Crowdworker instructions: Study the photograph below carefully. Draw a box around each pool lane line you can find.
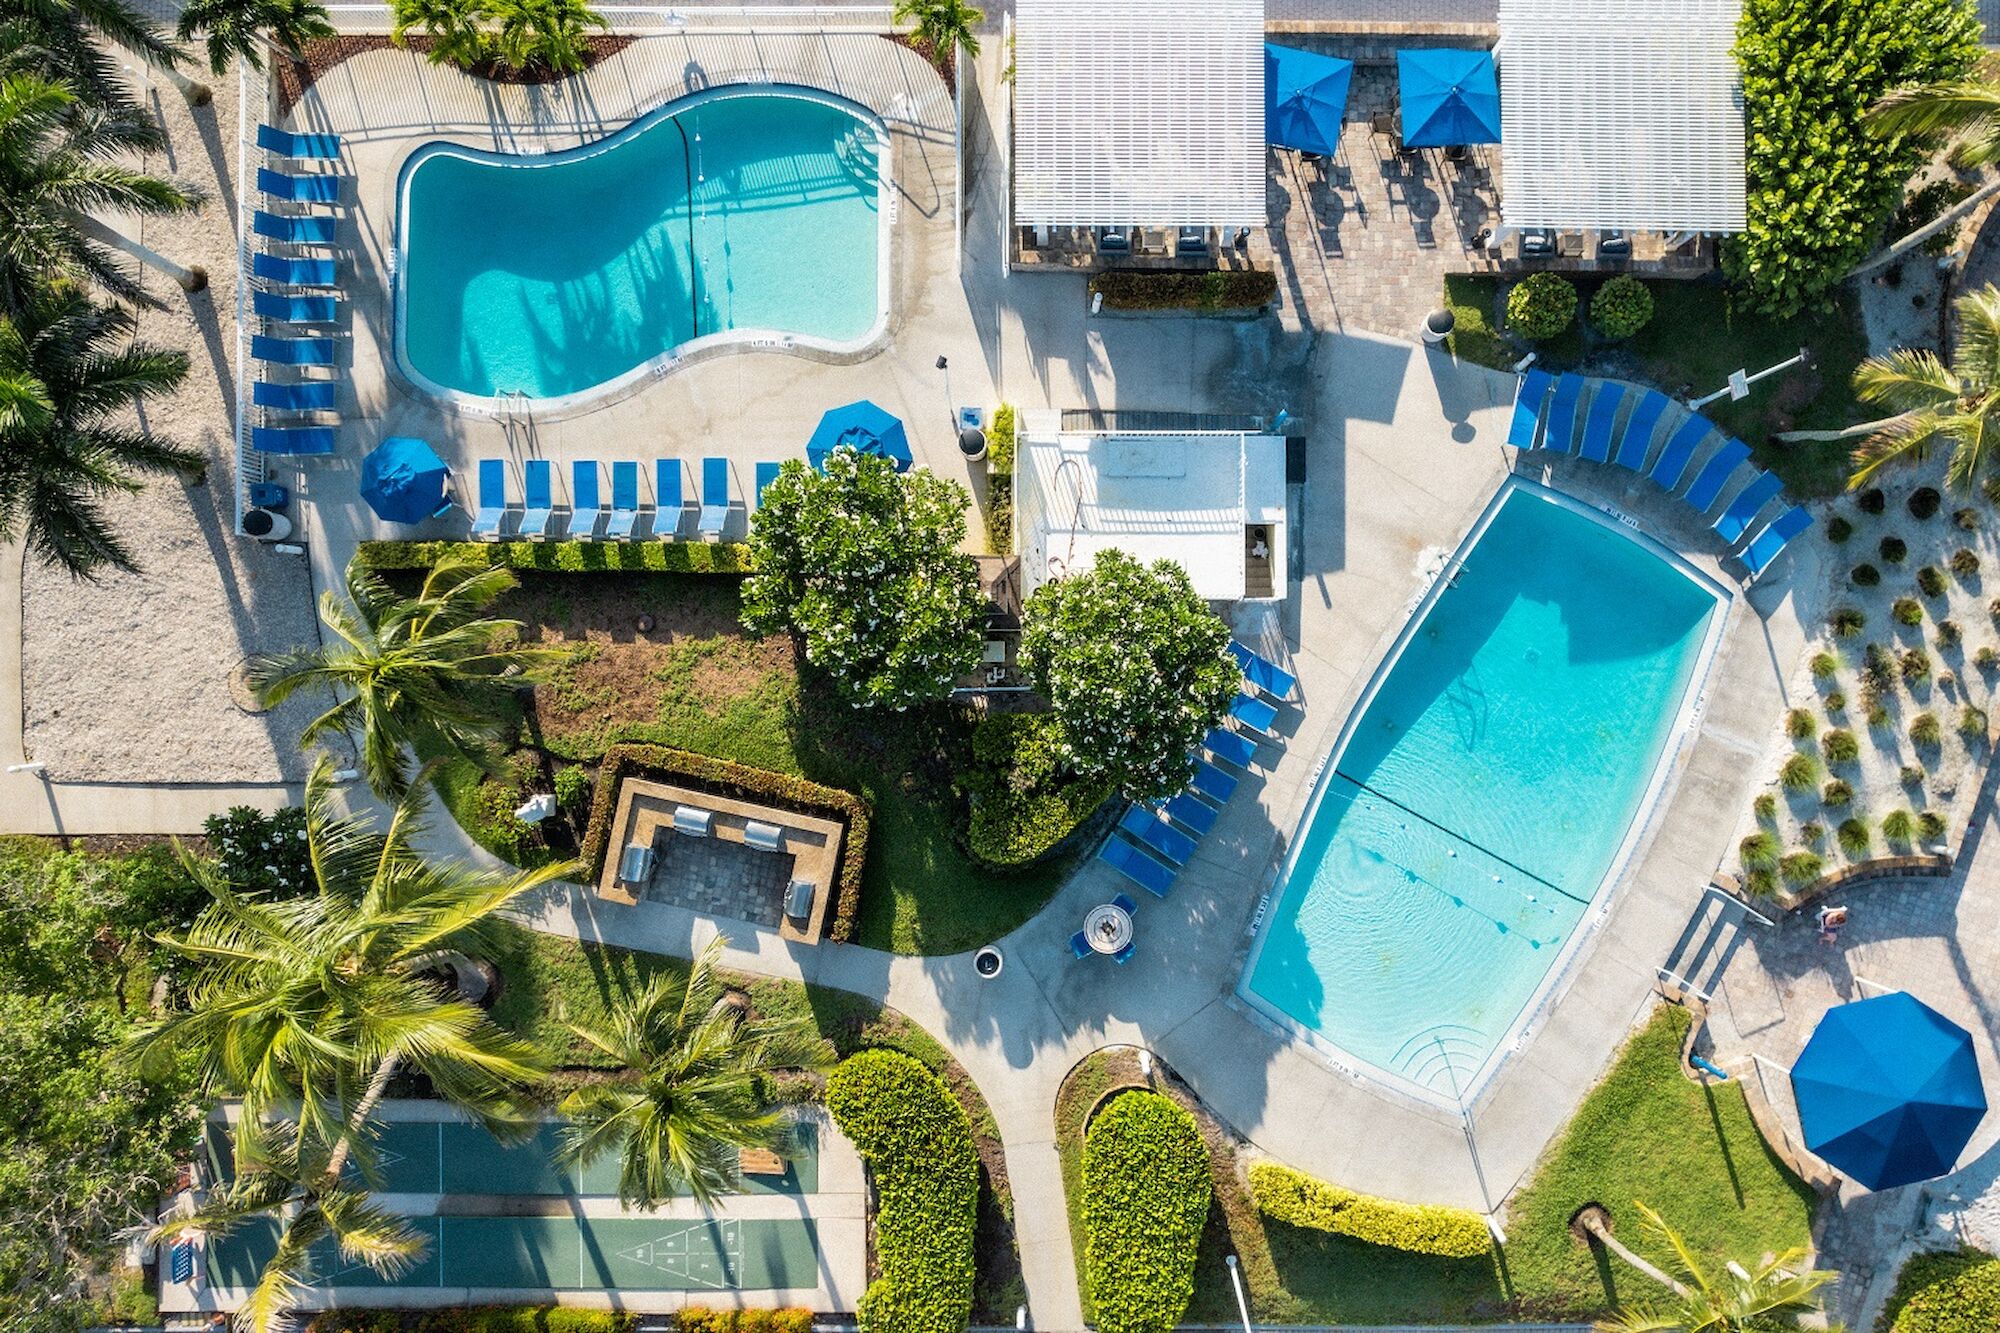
[1332,769,1593,909]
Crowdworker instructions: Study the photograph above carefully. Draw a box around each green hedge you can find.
[359,539,754,573]
[1082,1090,1211,1333]
[985,403,1016,553]
[961,713,1110,865]
[1248,1161,1492,1259]
[1880,1250,2000,1333]
[580,743,870,942]
[306,1309,637,1333]
[674,1309,814,1333]
[1089,269,1278,312]
[825,1049,978,1333]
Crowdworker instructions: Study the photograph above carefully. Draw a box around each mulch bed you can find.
[890,33,956,95]
[276,34,636,111]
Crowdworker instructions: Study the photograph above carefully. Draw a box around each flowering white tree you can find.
[1020,549,1237,800]
[742,451,985,709]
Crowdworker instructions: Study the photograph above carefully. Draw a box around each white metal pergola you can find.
[1496,0,1747,234]
[1012,0,1265,230]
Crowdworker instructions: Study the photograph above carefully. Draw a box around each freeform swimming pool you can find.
[396,88,886,404]
[1242,481,1727,1102]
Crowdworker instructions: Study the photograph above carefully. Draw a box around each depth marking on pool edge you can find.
[1334,769,1591,908]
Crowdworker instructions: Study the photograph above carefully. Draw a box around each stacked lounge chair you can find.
[1506,368,1554,450]
[250,125,347,477]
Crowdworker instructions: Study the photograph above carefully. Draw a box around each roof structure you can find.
[1496,0,1747,233]
[1012,0,1265,229]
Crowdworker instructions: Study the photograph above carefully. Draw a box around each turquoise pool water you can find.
[398,91,883,401]
[1244,483,1723,1098]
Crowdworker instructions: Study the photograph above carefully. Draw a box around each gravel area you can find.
[20,66,325,783]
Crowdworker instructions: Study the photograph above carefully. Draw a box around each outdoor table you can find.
[1084,902,1133,955]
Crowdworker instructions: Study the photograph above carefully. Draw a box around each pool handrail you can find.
[1683,438,1752,512]
[655,459,684,538]
[568,461,602,538]
[1541,373,1587,453]
[1578,380,1626,463]
[521,459,554,537]
[1648,414,1713,490]
[607,460,640,539]
[1613,389,1672,472]
[472,459,508,538]
[1506,368,1554,449]
[698,457,730,538]
[1742,505,1812,582]
[1711,470,1784,545]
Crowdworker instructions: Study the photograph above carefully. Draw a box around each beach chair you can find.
[250,425,334,455]
[1541,374,1586,453]
[1229,690,1278,735]
[1112,940,1136,965]
[471,459,508,538]
[1189,755,1239,805]
[654,459,684,538]
[698,457,729,538]
[257,124,342,159]
[253,253,337,287]
[567,461,602,538]
[1098,836,1177,899]
[1683,439,1751,512]
[252,210,337,246]
[1578,381,1626,464]
[1711,471,1784,545]
[1111,892,1137,915]
[1506,368,1553,450]
[1228,639,1297,701]
[253,381,338,411]
[1070,931,1093,960]
[1204,726,1259,770]
[1613,389,1672,472]
[250,335,336,366]
[1154,791,1219,838]
[754,461,780,509]
[1742,505,1811,583]
[252,291,341,324]
[1119,805,1197,865]
[257,167,343,205]
[521,459,554,538]
[607,461,640,539]
[1648,415,1713,491]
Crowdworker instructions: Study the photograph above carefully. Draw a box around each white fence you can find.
[1264,0,1498,21]
[321,3,898,33]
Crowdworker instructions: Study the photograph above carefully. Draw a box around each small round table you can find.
[1084,903,1134,955]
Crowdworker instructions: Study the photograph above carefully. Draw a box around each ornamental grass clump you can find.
[1919,810,1948,841]
[1910,487,1943,520]
[1853,564,1882,587]
[1902,764,1926,788]
[1903,648,1933,682]
[1780,850,1824,888]
[1959,706,1988,742]
[1082,1092,1210,1333]
[1740,830,1779,872]
[1781,752,1821,792]
[1825,691,1847,717]
[1956,507,1982,531]
[1952,548,1981,577]
[1937,620,1962,647]
[1859,488,1887,515]
[1837,818,1870,857]
[1800,820,1825,846]
[1911,712,1943,747]
[1811,651,1839,680]
[1828,515,1854,543]
[1882,536,1909,564]
[1918,566,1947,597]
[1831,607,1866,637]
[1506,272,1578,340]
[1978,647,1999,671]
[1895,597,1925,626]
[1822,778,1853,808]
[1821,729,1860,764]
[1753,792,1778,822]
[1588,275,1653,339]
[1786,708,1816,740]
[1884,808,1916,844]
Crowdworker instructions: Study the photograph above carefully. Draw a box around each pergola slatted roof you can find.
[1497,0,1747,233]
[1013,0,1265,228]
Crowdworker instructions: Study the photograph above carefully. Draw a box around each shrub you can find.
[1863,642,1897,690]
[360,539,753,574]
[1918,566,1947,597]
[1978,647,1999,671]
[1820,729,1858,764]
[202,804,312,900]
[826,1050,977,1333]
[1779,850,1824,888]
[552,764,591,820]
[1884,808,1916,844]
[1780,752,1820,792]
[1739,830,1779,872]
[1753,792,1778,822]
[1956,507,1981,531]
[1904,648,1933,682]
[1881,1248,2000,1333]
[963,713,1113,865]
[1952,548,1981,578]
[1799,820,1825,846]
[1881,536,1909,564]
[1745,867,1778,898]
[1785,708,1816,739]
[1090,269,1279,311]
[1902,764,1926,788]
[1083,1091,1211,1333]
[1825,691,1847,716]
[1853,564,1881,587]
[1868,697,1891,727]
[1860,488,1887,515]
[1837,818,1870,856]
[1911,712,1943,747]
[1920,810,1948,841]
[1827,515,1854,543]
[1911,487,1943,520]
[1895,597,1925,626]
[1505,272,1578,340]
[1588,275,1654,338]
[307,1311,639,1333]
[1960,706,1988,742]
[1831,607,1866,637]
[674,1313,812,1333]
[1822,778,1852,808]
[985,402,1016,551]
[1938,620,1963,647]
[1811,651,1839,680]
[1248,1161,1490,1259]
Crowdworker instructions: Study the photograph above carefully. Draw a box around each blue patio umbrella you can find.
[359,436,450,524]
[1396,47,1502,148]
[1265,43,1354,157]
[807,399,911,473]
[1789,991,1986,1191]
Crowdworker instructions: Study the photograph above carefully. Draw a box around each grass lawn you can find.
[433,572,1078,954]
[1445,275,1869,498]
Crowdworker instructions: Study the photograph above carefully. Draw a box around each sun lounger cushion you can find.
[1578,381,1626,464]
[1711,470,1785,544]
[472,458,507,537]
[250,425,334,455]
[1098,836,1177,899]
[258,124,342,158]
[250,335,336,366]
[1189,756,1239,804]
[1683,439,1752,512]
[754,461,780,508]
[605,461,640,539]
[252,291,341,324]
[698,457,729,537]
[257,167,343,204]
[1228,639,1297,701]
[1743,505,1811,581]
[567,462,600,538]
[1118,805,1197,865]
[1204,726,1259,769]
[1613,389,1672,472]
[1506,368,1553,450]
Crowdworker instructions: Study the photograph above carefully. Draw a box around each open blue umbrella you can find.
[1397,48,1502,148]
[807,400,911,473]
[1265,43,1354,157]
[1790,991,1986,1190]
[359,436,450,524]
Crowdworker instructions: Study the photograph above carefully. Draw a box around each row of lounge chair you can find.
[1096,639,1299,900]
[247,125,349,459]
[471,457,782,541]
[1507,369,1811,583]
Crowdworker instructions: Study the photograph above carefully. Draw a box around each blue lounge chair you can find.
[257,167,343,204]
[568,461,602,538]
[1190,756,1239,805]
[655,459,684,538]
[1154,791,1218,837]
[1098,837,1177,899]
[1648,415,1712,490]
[250,425,334,455]
[1119,805,1197,865]
[698,457,729,538]
[257,124,342,159]
[1229,690,1278,735]
[1111,892,1138,915]
[754,461,780,509]
[607,461,640,539]
[1711,471,1784,545]
[253,381,337,411]
[1205,726,1258,769]
[471,459,508,538]
[1613,389,1672,472]
[1541,374,1586,453]
[250,335,335,366]
[252,210,337,245]
[521,459,554,537]
[1112,940,1136,965]
[1506,368,1554,449]
[1742,505,1811,582]
[1578,381,1626,464]
[253,253,337,287]
[1683,439,1751,512]
[1070,930,1092,960]
[1228,639,1297,701]
[252,291,341,324]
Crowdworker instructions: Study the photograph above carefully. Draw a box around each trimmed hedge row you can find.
[1882,1249,2000,1333]
[984,402,1016,553]
[1081,1090,1211,1333]
[675,1310,814,1333]
[306,1309,636,1333]
[1248,1161,1491,1259]
[1089,269,1278,312]
[358,539,755,574]
[825,1049,978,1333]
[580,743,870,942]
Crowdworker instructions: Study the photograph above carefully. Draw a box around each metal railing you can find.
[1265,0,1497,21]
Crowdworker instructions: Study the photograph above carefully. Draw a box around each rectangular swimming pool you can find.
[1242,481,1727,1101]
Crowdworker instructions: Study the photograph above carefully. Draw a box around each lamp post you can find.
[1225,1254,1254,1333]
[936,354,955,430]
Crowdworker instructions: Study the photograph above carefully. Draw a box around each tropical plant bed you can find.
[1877,1247,2000,1332]
[276,34,637,109]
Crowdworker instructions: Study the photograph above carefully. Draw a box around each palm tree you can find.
[247,554,564,800]
[0,72,205,307]
[0,0,195,108]
[0,282,202,579]
[178,0,336,75]
[559,937,831,1208]
[1849,80,2000,279]
[490,0,605,77]
[1582,1203,1834,1333]
[392,0,493,71]
[893,0,982,59]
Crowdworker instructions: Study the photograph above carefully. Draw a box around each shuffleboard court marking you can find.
[614,1220,743,1289]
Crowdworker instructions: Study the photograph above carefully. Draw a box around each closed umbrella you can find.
[1396,47,1502,148]
[806,400,911,473]
[1265,43,1354,157]
[359,437,451,524]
